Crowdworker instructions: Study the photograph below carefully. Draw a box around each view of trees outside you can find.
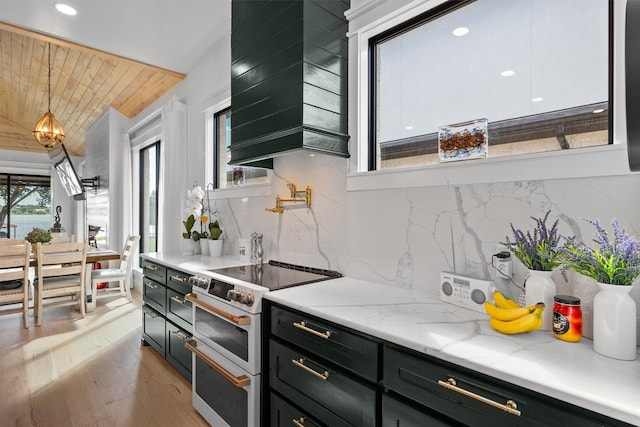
[0,175,51,239]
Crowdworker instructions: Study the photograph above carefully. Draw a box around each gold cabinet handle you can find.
[171,330,189,341]
[293,321,331,339]
[144,264,158,271]
[185,293,251,326]
[292,417,305,427]
[170,295,185,304]
[170,274,188,283]
[438,378,521,416]
[291,358,329,381]
[144,309,158,319]
[144,281,158,289]
[185,339,250,388]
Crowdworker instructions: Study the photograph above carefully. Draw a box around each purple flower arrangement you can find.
[504,210,563,271]
[561,218,640,286]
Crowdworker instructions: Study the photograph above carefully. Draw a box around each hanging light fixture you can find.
[33,42,65,149]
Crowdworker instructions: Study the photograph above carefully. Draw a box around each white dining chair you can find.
[0,240,31,328]
[90,235,139,303]
[34,241,88,326]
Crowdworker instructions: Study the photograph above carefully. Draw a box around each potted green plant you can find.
[182,214,196,255]
[560,218,639,360]
[25,227,52,244]
[503,210,563,331]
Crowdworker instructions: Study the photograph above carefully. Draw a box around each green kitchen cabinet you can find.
[230,0,350,167]
[264,300,634,427]
[266,302,380,426]
[141,259,193,382]
[384,344,633,427]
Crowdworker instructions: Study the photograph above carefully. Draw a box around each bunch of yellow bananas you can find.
[484,292,545,335]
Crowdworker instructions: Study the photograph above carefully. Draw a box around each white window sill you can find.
[208,183,272,199]
[347,144,632,192]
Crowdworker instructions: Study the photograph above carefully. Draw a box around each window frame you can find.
[138,140,160,255]
[0,173,51,239]
[204,97,272,201]
[349,0,629,191]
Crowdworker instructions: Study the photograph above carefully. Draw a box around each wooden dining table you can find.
[30,248,121,312]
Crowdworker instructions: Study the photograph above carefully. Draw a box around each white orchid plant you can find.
[183,184,205,240]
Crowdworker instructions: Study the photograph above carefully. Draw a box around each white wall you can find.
[123,0,639,341]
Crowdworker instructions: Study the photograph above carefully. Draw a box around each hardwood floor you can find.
[0,291,209,427]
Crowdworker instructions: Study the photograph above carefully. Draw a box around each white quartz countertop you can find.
[265,277,640,425]
[140,252,248,275]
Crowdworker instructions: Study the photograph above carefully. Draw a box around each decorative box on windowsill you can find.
[438,118,488,162]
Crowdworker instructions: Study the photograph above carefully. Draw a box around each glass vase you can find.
[525,270,556,331]
[593,282,637,361]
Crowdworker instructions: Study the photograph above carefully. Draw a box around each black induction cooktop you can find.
[207,260,342,291]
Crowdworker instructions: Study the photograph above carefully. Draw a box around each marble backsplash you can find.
[211,151,639,341]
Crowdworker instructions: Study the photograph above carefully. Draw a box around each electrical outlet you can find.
[494,250,512,278]
[496,259,511,278]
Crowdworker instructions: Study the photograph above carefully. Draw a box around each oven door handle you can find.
[185,339,251,388]
[185,293,251,326]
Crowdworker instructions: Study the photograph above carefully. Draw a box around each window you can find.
[214,107,269,189]
[139,141,160,253]
[0,174,51,239]
[369,0,611,171]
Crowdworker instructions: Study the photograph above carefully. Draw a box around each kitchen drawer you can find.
[271,305,380,381]
[270,339,376,427]
[142,305,165,357]
[270,393,329,427]
[384,345,631,427]
[142,259,166,284]
[166,288,192,331]
[166,321,192,382]
[167,268,191,294]
[143,276,166,314]
[382,393,457,427]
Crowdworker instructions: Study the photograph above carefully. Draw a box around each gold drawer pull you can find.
[293,321,331,339]
[144,281,158,289]
[171,295,185,304]
[171,330,189,341]
[144,310,158,319]
[145,264,158,271]
[438,378,521,416]
[171,274,188,283]
[185,339,250,388]
[291,358,329,381]
[292,417,305,427]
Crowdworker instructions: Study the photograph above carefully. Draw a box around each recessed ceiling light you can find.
[500,70,515,77]
[593,108,605,114]
[309,153,316,157]
[55,3,77,16]
[531,97,544,102]
[405,126,414,130]
[452,27,469,37]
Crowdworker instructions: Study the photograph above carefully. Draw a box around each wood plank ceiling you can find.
[0,22,185,157]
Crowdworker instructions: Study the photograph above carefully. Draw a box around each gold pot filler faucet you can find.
[266,183,312,213]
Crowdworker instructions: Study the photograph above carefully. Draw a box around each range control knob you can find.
[227,289,239,301]
[245,293,255,306]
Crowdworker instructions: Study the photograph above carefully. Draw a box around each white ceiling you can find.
[0,0,230,74]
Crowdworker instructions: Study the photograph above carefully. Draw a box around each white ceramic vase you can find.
[525,270,556,331]
[181,238,194,256]
[208,239,223,258]
[200,239,210,256]
[593,282,637,361]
